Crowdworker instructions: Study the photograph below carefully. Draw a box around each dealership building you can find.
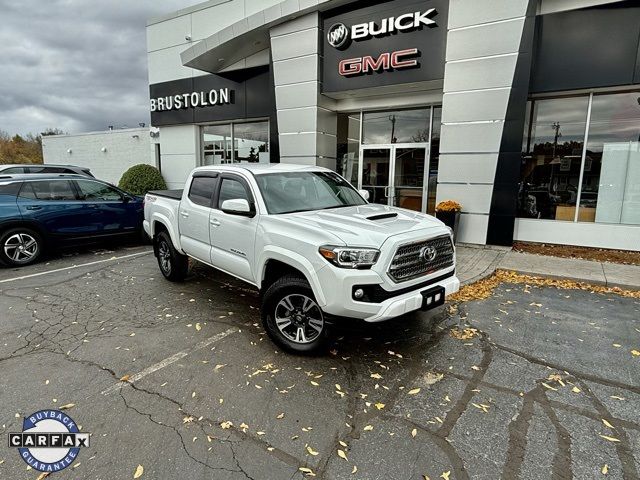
[147,0,640,251]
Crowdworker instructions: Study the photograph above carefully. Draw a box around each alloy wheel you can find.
[158,240,172,275]
[4,233,38,264]
[274,294,324,344]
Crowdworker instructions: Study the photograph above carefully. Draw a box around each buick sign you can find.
[327,23,350,48]
[326,8,437,49]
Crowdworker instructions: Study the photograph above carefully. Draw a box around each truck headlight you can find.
[319,246,380,269]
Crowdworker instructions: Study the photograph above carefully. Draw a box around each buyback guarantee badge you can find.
[8,410,90,473]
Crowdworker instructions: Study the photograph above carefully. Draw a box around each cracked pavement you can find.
[0,245,639,479]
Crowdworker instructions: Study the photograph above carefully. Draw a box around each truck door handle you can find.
[210,218,221,227]
[180,211,189,218]
[26,205,42,211]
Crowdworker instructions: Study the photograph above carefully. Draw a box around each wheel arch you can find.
[0,220,48,245]
[258,248,327,307]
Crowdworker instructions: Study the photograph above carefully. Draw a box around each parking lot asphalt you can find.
[1,246,639,480]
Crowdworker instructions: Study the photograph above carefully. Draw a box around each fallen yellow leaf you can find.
[631,350,640,357]
[602,419,614,429]
[306,446,319,456]
[408,388,421,395]
[599,435,620,443]
[572,387,581,393]
[352,466,358,474]
[310,381,319,387]
[542,383,557,391]
[298,467,316,476]
[195,323,201,331]
[59,403,75,410]
[441,471,451,480]
[374,403,385,410]
[411,428,417,438]
[602,464,609,475]
[363,425,374,431]
[337,449,348,461]
[36,473,49,480]
[220,421,232,429]
[133,464,144,479]
[370,373,383,379]
[276,413,285,419]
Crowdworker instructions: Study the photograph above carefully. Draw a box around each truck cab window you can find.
[189,176,217,207]
[218,178,250,207]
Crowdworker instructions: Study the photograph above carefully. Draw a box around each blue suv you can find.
[0,174,144,266]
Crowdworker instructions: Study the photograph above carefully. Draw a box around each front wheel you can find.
[0,228,44,267]
[261,275,328,354]
[155,231,189,281]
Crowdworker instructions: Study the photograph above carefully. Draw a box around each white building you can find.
[42,128,159,185]
[146,0,640,251]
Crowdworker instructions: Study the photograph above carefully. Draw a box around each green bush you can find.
[118,164,167,195]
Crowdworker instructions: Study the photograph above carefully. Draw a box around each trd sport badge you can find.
[8,410,90,473]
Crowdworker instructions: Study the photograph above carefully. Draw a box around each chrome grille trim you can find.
[388,235,454,283]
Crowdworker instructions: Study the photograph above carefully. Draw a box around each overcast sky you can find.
[0,0,197,136]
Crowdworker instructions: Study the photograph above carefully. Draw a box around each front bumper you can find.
[316,264,459,323]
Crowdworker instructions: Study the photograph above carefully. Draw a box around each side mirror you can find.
[221,198,254,217]
[122,196,132,203]
[359,189,370,202]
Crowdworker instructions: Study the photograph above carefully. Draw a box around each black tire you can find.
[155,231,189,281]
[0,227,44,267]
[261,274,328,354]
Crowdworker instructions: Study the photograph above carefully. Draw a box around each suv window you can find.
[189,177,217,207]
[0,182,22,196]
[218,178,250,208]
[2,167,26,174]
[75,180,123,201]
[19,180,77,201]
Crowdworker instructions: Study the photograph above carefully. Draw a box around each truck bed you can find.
[148,189,183,200]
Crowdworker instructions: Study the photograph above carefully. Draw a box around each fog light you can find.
[354,288,364,299]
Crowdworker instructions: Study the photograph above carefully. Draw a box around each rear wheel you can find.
[155,231,189,281]
[0,228,43,267]
[262,275,328,354]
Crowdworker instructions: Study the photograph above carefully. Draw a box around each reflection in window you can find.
[203,124,232,165]
[363,109,430,144]
[519,96,589,221]
[427,106,441,215]
[234,122,269,163]
[519,91,640,225]
[585,92,640,225]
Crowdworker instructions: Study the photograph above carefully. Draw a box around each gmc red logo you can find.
[338,48,419,76]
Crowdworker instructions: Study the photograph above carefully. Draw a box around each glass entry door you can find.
[361,144,429,212]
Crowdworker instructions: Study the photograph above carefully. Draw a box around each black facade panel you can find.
[530,1,640,93]
[486,0,537,247]
[321,0,448,94]
[149,66,275,128]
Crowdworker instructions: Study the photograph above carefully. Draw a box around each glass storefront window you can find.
[336,113,361,186]
[203,124,232,165]
[362,109,430,144]
[519,96,589,221]
[201,120,269,165]
[519,90,640,225]
[584,92,640,225]
[427,106,441,215]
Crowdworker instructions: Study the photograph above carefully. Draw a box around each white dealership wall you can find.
[147,0,639,250]
[42,128,156,185]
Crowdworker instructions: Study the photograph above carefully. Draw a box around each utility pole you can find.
[552,122,561,158]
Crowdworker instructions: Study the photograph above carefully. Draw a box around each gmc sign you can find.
[338,48,419,76]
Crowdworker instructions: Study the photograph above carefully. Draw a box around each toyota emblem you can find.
[420,246,437,262]
[327,23,350,49]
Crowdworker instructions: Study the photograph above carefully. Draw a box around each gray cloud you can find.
[0,0,196,135]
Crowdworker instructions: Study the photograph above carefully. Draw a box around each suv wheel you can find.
[155,231,189,281]
[262,275,328,354]
[0,228,43,267]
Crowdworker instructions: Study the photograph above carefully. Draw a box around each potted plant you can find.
[435,200,462,242]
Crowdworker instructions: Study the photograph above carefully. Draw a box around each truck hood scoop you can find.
[366,212,398,221]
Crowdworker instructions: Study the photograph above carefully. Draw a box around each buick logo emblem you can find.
[327,23,350,48]
[420,246,437,263]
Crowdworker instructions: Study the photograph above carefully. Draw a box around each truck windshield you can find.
[255,171,367,214]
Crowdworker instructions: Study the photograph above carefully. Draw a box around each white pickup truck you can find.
[143,164,459,353]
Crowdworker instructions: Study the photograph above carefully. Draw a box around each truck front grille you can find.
[388,235,454,283]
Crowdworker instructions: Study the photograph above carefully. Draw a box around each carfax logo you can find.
[8,410,90,473]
